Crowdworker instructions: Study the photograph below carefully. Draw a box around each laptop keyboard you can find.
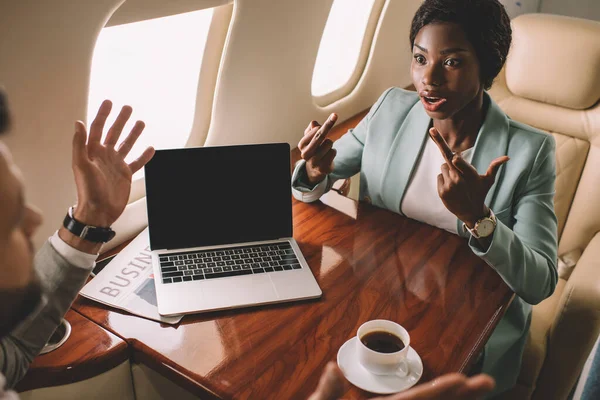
[158,241,302,284]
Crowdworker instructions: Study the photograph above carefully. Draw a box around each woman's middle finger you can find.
[302,114,337,159]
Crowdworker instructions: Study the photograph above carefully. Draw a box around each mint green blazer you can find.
[293,88,558,395]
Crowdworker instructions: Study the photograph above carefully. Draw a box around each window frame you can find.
[311,0,386,106]
[90,3,234,204]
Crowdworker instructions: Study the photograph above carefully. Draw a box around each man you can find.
[309,363,495,400]
[0,90,494,399]
[0,90,154,397]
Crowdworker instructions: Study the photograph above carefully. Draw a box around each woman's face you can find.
[411,22,483,120]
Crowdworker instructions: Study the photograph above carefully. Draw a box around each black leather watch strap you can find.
[62,207,116,243]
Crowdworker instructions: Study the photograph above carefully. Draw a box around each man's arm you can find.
[0,241,93,387]
[0,100,155,388]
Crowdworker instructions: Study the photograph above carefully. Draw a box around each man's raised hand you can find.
[71,100,155,228]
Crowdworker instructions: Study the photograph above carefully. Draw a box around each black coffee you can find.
[360,330,405,353]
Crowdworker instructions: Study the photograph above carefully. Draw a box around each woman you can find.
[294,0,558,397]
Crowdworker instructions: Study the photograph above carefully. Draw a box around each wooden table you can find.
[73,191,513,399]
[16,309,129,392]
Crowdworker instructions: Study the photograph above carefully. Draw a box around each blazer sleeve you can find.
[291,88,395,202]
[470,136,558,305]
[0,241,91,388]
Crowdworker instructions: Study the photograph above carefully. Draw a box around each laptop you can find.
[144,143,322,316]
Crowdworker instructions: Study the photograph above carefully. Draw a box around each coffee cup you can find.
[356,319,410,377]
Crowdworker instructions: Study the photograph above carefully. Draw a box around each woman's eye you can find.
[444,58,460,67]
[414,55,426,65]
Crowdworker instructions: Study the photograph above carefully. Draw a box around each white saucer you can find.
[337,337,423,395]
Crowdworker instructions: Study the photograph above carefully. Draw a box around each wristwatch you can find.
[62,207,116,243]
[463,209,497,239]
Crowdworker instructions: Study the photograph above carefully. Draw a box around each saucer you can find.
[337,337,423,395]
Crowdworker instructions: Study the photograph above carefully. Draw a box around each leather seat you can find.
[488,13,600,400]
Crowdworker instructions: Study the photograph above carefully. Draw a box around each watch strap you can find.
[463,209,496,239]
[63,207,116,243]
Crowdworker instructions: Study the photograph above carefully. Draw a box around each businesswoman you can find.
[294,0,558,397]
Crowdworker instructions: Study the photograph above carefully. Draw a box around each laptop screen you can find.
[144,143,293,250]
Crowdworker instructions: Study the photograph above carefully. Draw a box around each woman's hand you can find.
[429,128,508,228]
[59,100,155,254]
[298,113,338,186]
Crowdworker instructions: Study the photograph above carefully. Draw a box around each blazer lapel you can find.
[456,94,510,235]
[380,101,431,213]
[373,92,510,233]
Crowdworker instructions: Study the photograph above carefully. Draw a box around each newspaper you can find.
[80,228,183,324]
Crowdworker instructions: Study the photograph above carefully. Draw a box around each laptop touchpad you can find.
[200,274,279,309]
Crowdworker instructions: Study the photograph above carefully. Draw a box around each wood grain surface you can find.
[74,193,512,399]
[71,102,512,399]
[15,309,129,392]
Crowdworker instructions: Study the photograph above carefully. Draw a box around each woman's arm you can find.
[430,126,558,305]
[292,88,395,202]
[469,136,558,305]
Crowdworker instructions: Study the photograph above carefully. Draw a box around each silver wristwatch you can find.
[464,209,497,239]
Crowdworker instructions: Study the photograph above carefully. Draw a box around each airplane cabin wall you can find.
[0,0,125,249]
[106,0,231,26]
[6,0,592,249]
[0,0,421,249]
[204,0,421,146]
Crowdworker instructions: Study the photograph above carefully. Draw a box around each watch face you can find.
[477,219,495,238]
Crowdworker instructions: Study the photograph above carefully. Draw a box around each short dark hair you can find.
[409,0,512,90]
[0,89,9,134]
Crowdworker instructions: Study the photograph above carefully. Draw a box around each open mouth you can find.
[423,96,445,105]
[420,95,447,112]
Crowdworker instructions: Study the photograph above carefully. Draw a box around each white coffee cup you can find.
[356,320,411,377]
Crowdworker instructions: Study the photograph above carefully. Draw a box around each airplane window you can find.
[311,0,378,99]
[88,9,214,178]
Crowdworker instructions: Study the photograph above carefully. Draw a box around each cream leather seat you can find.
[489,13,600,400]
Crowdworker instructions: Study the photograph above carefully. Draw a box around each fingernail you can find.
[330,113,338,122]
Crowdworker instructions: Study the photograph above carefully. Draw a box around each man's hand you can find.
[309,362,495,400]
[429,127,509,228]
[298,113,338,186]
[59,100,155,253]
[308,362,346,400]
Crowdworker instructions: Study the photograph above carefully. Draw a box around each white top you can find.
[291,139,474,235]
[401,139,473,234]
